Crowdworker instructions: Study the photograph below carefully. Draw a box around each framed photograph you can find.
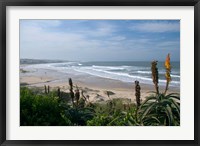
[0,0,199,145]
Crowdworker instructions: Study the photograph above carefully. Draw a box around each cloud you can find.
[20,20,62,28]
[75,22,117,37]
[157,41,180,48]
[109,36,126,41]
[130,21,180,33]
[20,21,116,60]
[20,20,180,61]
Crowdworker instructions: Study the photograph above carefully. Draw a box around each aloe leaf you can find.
[143,114,160,123]
[160,99,173,106]
[170,99,180,115]
[166,93,180,100]
[139,96,157,109]
[164,106,174,126]
[141,102,157,120]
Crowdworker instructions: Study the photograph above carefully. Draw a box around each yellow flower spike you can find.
[165,72,171,81]
[165,54,171,70]
[164,53,172,95]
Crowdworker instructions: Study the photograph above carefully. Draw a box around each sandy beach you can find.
[20,64,180,103]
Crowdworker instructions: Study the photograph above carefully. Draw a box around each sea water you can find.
[27,61,180,87]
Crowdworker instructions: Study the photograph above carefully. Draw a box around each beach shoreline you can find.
[20,64,180,103]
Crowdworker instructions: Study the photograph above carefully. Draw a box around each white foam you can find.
[24,62,180,87]
[92,65,125,70]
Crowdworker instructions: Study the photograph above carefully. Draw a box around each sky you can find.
[20,20,180,61]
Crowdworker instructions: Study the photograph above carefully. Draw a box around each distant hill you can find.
[20,59,66,64]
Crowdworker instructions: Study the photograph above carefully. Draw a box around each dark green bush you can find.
[20,87,95,126]
[20,87,67,126]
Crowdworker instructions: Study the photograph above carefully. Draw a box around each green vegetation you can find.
[137,54,180,126]
[20,54,180,126]
[138,92,180,126]
[20,87,66,126]
[20,87,137,126]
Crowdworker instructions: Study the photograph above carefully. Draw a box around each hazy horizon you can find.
[20,20,180,62]
[20,58,180,62]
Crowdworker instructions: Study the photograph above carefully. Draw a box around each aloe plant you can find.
[138,92,180,126]
[138,54,180,126]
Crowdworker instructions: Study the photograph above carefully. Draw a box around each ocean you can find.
[27,61,180,87]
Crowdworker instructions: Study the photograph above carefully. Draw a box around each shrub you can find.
[20,87,94,126]
[20,87,67,126]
